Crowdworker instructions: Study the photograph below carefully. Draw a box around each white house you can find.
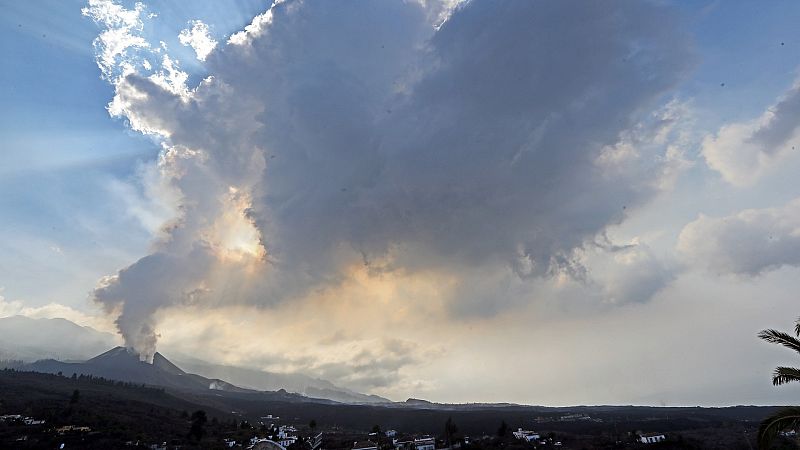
[639,433,666,444]
[414,436,435,450]
[276,425,298,447]
[512,428,540,442]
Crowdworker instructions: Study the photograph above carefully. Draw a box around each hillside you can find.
[173,357,391,404]
[0,369,238,448]
[23,346,249,393]
[0,316,387,404]
[0,370,786,449]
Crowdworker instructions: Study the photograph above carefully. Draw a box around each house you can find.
[414,436,435,450]
[385,430,397,438]
[512,428,540,442]
[639,433,666,444]
[278,436,297,447]
[393,435,415,450]
[276,425,298,447]
[353,440,378,450]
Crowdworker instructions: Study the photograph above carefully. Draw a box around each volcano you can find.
[25,346,248,393]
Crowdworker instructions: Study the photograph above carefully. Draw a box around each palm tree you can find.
[757,317,800,449]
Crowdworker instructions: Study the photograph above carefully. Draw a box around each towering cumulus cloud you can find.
[85,0,691,360]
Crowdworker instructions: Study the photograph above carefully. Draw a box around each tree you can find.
[309,419,317,431]
[189,410,207,441]
[289,438,312,450]
[445,417,458,448]
[497,420,508,438]
[70,389,80,404]
[372,425,384,450]
[757,317,800,449]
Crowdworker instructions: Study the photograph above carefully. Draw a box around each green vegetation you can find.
[444,416,458,447]
[757,317,800,450]
[0,369,237,448]
[497,420,508,437]
[190,410,208,441]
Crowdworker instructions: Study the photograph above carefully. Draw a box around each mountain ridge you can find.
[24,345,252,394]
[0,316,389,404]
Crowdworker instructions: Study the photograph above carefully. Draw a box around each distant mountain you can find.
[24,346,249,393]
[0,315,118,361]
[403,398,435,407]
[172,357,391,404]
[0,315,390,404]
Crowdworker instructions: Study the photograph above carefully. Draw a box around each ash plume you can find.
[85,0,692,357]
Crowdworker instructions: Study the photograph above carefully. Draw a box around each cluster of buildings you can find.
[55,425,92,434]
[511,428,561,447]
[637,432,666,444]
[353,434,437,450]
[247,425,323,450]
[533,413,603,424]
[0,414,45,425]
[512,428,540,443]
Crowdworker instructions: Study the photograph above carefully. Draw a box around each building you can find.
[251,440,287,450]
[277,425,298,448]
[393,436,415,450]
[639,433,666,444]
[414,436,435,450]
[309,432,323,450]
[512,428,540,442]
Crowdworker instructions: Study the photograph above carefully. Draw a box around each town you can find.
[0,391,769,450]
[0,366,785,449]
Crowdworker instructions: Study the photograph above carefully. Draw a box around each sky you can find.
[2,0,800,406]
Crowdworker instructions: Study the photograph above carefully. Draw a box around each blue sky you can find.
[2,0,800,405]
[0,0,267,307]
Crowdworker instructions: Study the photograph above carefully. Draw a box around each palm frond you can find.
[758,329,800,355]
[773,367,800,386]
[758,407,800,450]
[795,317,800,337]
